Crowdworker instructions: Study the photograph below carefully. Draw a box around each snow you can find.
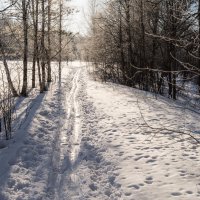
[83,72,200,200]
[0,61,200,199]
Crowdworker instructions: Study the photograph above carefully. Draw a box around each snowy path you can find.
[0,62,200,200]
[46,67,84,200]
[81,73,200,200]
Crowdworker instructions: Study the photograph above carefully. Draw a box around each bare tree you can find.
[40,0,47,92]
[59,0,63,83]
[0,40,18,97]
[21,0,30,96]
[47,0,52,83]
[31,0,39,88]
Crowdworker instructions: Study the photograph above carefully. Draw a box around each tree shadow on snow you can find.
[0,92,46,199]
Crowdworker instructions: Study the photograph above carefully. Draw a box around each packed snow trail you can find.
[66,69,81,164]
[46,66,84,200]
[0,62,200,200]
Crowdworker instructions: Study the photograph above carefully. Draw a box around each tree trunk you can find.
[41,0,47,92]
[140,0,147,90]
[31,0,39,88]
[21,0,28,97]
[118,0,126,84]
[167,0,177,100]
[125,0,134,86]
[0,41,18,97]
[37,59,42,92]
[198,0,200,93]
[47,0,52,83]
[59,0,62,83]
[171,1,177,100]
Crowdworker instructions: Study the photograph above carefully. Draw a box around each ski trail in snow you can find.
[66,69,81,165]
[59,68,84,199]
[46,68,84,200]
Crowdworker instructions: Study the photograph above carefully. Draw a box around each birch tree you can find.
[21,0,29,96]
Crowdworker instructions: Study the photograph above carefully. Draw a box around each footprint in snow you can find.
[89,183,97,191]
[124,192,132,196]
[134,156,143,161]
[146,159,156,163]
[128,184,140,190]
[171,192,182,196]
[108,176,116,185]
[146,176,153,181]
[186,191,193,194]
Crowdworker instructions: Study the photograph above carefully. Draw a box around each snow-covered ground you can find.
[0,61,200,200]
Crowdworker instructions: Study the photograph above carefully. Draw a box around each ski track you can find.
[0,62,200,200]
[45,68,84,200]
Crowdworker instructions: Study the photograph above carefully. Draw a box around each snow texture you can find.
[0,61,200,200]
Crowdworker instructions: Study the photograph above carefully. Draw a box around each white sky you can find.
[0,0,91,35]
[67,0,90,35]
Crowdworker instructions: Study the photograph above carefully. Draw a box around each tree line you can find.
[84,0,200,100]
[0,0,75,97]
[0,0,75,140]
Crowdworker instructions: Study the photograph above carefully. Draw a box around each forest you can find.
[0,1,200,199]
[82,0,200,102]
[1,0,200,140]
[0,0,78,140]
